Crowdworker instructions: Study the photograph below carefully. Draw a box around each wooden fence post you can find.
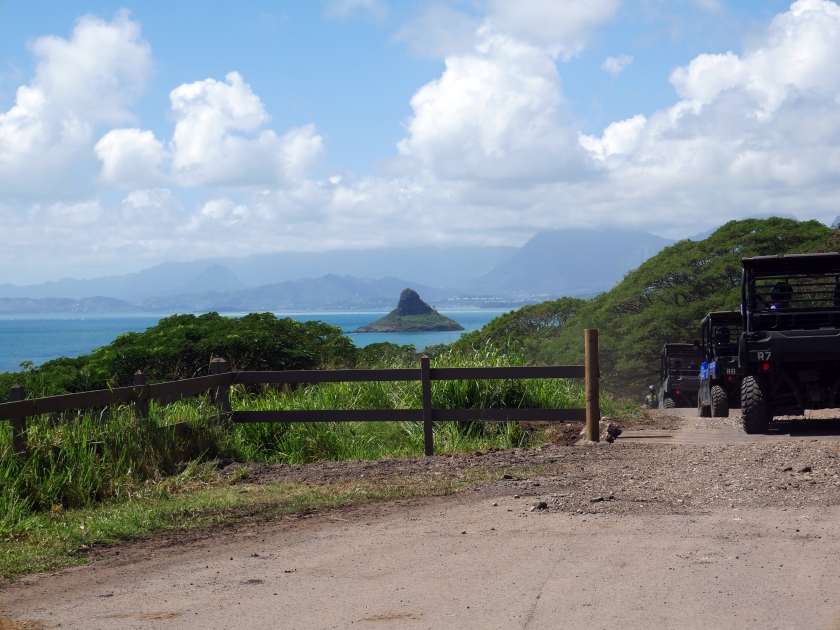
[210,358,231,413]
[584,329,600,442]
[10,384,26,455]
[134,370,149,418]
[421,355,434,456]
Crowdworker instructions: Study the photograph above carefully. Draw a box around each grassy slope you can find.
[536,218,832,394]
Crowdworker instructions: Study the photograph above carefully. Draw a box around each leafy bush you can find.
[0,312,356,401]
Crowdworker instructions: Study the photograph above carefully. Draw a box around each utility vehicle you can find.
[657,343,702,409]
[740,252,840,433]
[696,311,743,418]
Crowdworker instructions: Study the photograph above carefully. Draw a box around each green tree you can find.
[452,296,586,361]
[0,313,357,400]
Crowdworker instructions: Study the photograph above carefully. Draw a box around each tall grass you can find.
[1,345,640,531]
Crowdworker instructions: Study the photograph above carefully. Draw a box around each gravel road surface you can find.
[4,410,840,629]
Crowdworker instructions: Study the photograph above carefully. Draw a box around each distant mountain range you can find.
[137,275,449,312]
[461,228,672,298]
[0,229,676,313]
[0,296,141,314]
[0,247,518,302]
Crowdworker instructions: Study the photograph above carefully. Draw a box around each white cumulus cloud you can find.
[578,114,646,159]
[670,0,840,116]
[602,54,633,76]
[577,0,840,229]
[0,11,151,201]
[46,200,103,225]
[96,72,324,188]
[488,0,620,59]
[95,128,166,188]
[392,4,481,59]
[200,198,248,221]
[397,27,586,182]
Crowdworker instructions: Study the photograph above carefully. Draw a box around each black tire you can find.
[741,376,769,434]
[711,385,729,417]
[663,397,676,409]
[697,391,711,417]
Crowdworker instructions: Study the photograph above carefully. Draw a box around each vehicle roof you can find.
[700,311,741,325]
[742,252,840,275]
[662,343,701,351]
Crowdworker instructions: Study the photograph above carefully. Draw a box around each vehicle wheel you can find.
[663,398,676,409]
[697,393,711,417]
[711,385,729,417]
[741,376,769,434]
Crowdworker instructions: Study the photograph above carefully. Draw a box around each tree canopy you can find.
[0,312,357,401]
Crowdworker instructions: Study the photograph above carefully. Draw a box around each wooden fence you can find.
[0,330,600,456]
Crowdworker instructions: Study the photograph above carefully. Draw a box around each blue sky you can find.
[0,0,793,173]
[0,0,838,282]
[0,1,442,176]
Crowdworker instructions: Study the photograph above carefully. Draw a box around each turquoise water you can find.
[0,310,506,373]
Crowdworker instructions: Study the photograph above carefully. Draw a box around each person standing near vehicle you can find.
[643,385,657,409]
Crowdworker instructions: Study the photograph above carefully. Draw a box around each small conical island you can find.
[354,289,465,333]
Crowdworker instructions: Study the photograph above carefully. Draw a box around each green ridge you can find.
[454,218,834,395]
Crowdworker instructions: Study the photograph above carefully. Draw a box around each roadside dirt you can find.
[4,409,840,628]
[222,410,840,516]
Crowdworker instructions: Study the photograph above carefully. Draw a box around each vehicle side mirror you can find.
[692,339,700,350]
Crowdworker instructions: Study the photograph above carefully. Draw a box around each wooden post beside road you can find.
[10,384,26,455]
[210,358,232,413]
[134,370,149,419]
[421,355,434,456]
[584,329,600,442]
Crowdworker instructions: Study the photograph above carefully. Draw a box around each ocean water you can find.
[0,310,507,373]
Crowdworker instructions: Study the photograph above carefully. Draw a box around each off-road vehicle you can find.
[740,252,840,433]
[696,311,743,418]
[657,343,702,409]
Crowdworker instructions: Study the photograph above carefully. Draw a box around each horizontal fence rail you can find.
[0,330,600,456]
[0,373,231,422]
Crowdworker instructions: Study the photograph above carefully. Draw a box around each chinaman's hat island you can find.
[354,289,465,333]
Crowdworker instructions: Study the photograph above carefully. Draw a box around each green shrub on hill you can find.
[0,313,356,401]
[452,297,586,360]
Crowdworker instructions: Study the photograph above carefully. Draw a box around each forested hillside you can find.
[457,218,834,396]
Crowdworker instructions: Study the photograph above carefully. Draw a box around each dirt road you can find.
[4,411,840,629]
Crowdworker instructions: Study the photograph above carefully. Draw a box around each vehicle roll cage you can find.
[699,311,742,362]
[661,343,702,378]
[741,253,840,332]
